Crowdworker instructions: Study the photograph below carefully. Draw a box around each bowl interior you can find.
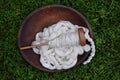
[18,5,92,72]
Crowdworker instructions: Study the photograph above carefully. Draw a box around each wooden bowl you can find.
[18,5,92,72]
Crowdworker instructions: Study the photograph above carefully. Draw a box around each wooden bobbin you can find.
[78,28,86,46]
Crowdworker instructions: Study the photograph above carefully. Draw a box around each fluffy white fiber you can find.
[32,20,95,70]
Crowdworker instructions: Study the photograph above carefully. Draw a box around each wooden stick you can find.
[20,28,86,50]
[20,42,48,50]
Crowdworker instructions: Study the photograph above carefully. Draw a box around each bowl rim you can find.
[18,4,92,72]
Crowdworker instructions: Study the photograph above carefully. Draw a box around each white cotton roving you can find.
[83,44,91,52]
[32,20,95,70]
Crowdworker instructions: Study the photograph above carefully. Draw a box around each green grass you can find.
[0,0,120,80]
